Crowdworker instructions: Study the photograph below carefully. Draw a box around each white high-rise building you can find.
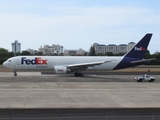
[11,40,21,53]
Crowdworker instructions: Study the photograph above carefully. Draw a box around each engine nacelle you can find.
[54,66,71,74]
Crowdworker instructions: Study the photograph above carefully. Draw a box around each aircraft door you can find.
[16,58,20,65]
[16,58,23,69]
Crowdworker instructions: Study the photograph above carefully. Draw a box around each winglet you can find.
[124,34,152,59]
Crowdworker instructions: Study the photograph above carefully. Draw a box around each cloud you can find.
[1,6,158,31]
[0,5,159,53]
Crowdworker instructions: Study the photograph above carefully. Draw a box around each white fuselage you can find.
[3,56,124,71]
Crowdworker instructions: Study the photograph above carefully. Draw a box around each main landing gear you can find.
[13,70,17,76]
[74,71,84,77]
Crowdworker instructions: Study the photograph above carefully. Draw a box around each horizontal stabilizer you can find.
[131,58,157,64]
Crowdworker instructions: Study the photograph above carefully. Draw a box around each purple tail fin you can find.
[124,34,152,59]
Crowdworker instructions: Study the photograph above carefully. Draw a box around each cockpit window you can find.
[8,60,11,62]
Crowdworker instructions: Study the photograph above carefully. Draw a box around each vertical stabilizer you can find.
[124,34,152,59]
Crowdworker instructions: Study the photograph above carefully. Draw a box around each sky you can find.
[0,0,160,54]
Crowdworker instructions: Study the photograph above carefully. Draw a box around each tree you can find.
[115,53,125,56]
[150,52,160,65]
[8,52,14,57]
[0,48,9,64]
[83,52,88,56]
[89,46,96,56]
[0,48,8,56]
[144,50,151,59]
[97,53,105,56]
[53,53,58,56]
[15,52,21,56]
[21,50,31,55]
[105,52,114,56]
[35,52,43,56]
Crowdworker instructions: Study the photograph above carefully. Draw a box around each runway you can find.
[0,72,160,119]
[0,72,159,108]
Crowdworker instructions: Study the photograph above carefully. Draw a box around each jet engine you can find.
[54,66,71,74]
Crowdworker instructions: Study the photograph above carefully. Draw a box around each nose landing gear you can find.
[13,70,17,76]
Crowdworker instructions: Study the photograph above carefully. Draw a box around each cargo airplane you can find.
[3,34,155,77]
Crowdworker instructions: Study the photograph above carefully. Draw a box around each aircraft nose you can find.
[3,61,7,67]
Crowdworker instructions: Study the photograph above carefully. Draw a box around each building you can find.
[106,44,117,54]
[64,49,85,56]
[128,42,136,51]
[11,40,21,53]
[93,42,136,55]
[38,44,63,55]
[26,48,35,54]
[117,44,128,53]
[93,43,106,54]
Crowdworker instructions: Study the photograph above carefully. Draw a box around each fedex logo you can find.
[134,47,146,51]
[21,57,47,65]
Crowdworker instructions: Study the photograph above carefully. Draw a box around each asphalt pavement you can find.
[0,72,160,119]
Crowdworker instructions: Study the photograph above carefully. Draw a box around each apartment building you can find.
[64,49,85,56]
[38,44,63,55]
[93,42,136,55]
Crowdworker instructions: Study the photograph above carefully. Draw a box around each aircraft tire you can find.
[80,73,83,77]
[74,73,77,77]
[74,73,83,77]
[74,73,79,77]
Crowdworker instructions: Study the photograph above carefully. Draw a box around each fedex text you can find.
[21,57,47,65]
[134,47,146,51]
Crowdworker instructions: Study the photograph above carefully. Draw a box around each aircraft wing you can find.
[66,60,111,70]
[131,58,157,64]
